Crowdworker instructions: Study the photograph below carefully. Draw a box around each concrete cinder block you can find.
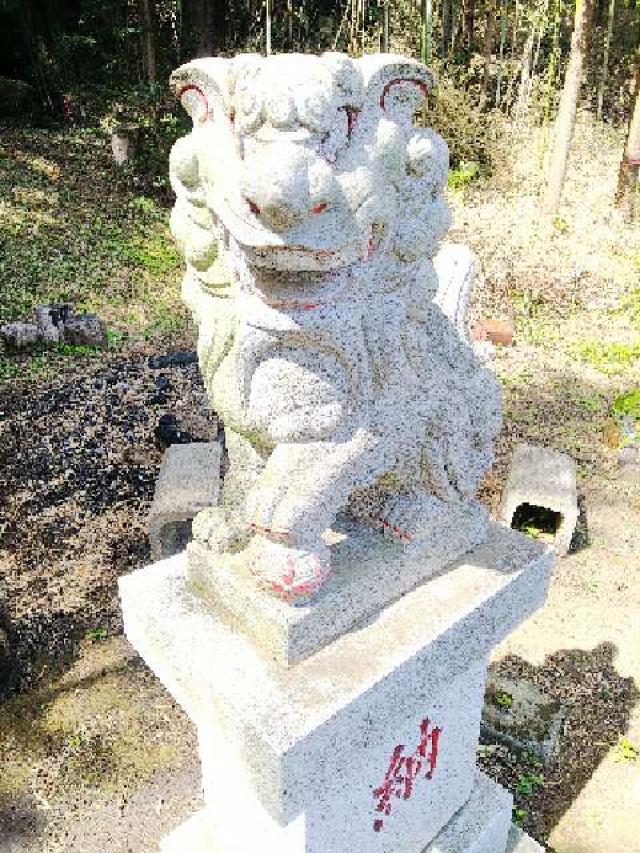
[149,442,221,560]
[497,444,578,556]
[119,527,552,853]
[482,673,564,764]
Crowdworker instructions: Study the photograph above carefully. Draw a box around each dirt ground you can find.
[0,112,638,850]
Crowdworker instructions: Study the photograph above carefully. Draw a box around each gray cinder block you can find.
[481,673,565,764]
[498,444,578,556]
[149,442,221,560]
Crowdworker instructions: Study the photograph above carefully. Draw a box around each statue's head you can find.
[169,53,450,274]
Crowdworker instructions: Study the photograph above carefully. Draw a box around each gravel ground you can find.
[0,345,217,698]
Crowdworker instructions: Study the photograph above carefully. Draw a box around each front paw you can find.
[248,536,331,603]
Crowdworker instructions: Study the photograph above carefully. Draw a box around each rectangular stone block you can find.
[497,444,578,556]
[149,442,221,560]
[195,658,485,853]
[188,514,516,666]
[120,527,552,853]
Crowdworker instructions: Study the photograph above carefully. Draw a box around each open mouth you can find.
[245,262,359,310]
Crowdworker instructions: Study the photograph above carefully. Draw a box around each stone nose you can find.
[240,143,312,232]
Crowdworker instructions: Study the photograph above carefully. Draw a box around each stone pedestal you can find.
[119,525,552,853]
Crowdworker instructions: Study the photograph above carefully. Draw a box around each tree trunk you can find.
[495,0,508,105]
[615,52,640,221]
[422,0,434,63]
[596,0,615,120]
[138,0,157,86]
[441,0,452,56]
[266,0,272,54]
[190,0,213,56]
[463,0,476,49]
[480,0,497,106]
[543,0,592,214]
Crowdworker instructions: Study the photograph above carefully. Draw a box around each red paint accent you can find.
[311,202,328,214]
[372,718,442,831]
[345,107,359,138]
[375,517,412,543]
[257,294,321,311]
[246,522,291,541]
[247,199,261,215]
[379,77,430,111]
[177,83,210,124]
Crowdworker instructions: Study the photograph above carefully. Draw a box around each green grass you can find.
[515,773,544,796]
[0,127,186,341]
[613,736,638,763]
[611,389,640,420]
[569,340,640,375]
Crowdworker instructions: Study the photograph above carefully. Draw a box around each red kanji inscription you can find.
[373,717,442,832]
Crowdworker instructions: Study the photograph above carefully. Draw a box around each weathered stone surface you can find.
[425,771,512,853]
[498,444,578,556]
[433,242,478,343]
[119,525,552,851]
[188,510,489,665]
[169,52,502,600]
[149,442,222,561]
[111,124,140,166]
[1,322,40,351]
[506,826,546,852]
[63,313,108,347]
[481,672,564,763]
[35,305,62,343]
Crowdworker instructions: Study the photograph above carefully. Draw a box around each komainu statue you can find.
[169,52,501,602]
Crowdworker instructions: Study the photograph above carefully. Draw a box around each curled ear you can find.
[170,58,232,126]
[357,54,435,127]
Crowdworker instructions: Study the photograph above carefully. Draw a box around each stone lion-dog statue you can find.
[168,52,501,602]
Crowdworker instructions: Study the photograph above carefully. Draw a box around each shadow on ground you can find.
[478,642,638,847]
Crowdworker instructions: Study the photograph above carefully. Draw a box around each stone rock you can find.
[111,124,140,166]
[169,52,502,601]
[36,302,74,328]
[497,443,578,556]
[0,76,36,115]
[188,509,498,666]
[148,351,198,369]
[35,305,62,344]
[63,313,108,347]
[1,322,40,351]
[149,442,222,561]
[481,672,565,764]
